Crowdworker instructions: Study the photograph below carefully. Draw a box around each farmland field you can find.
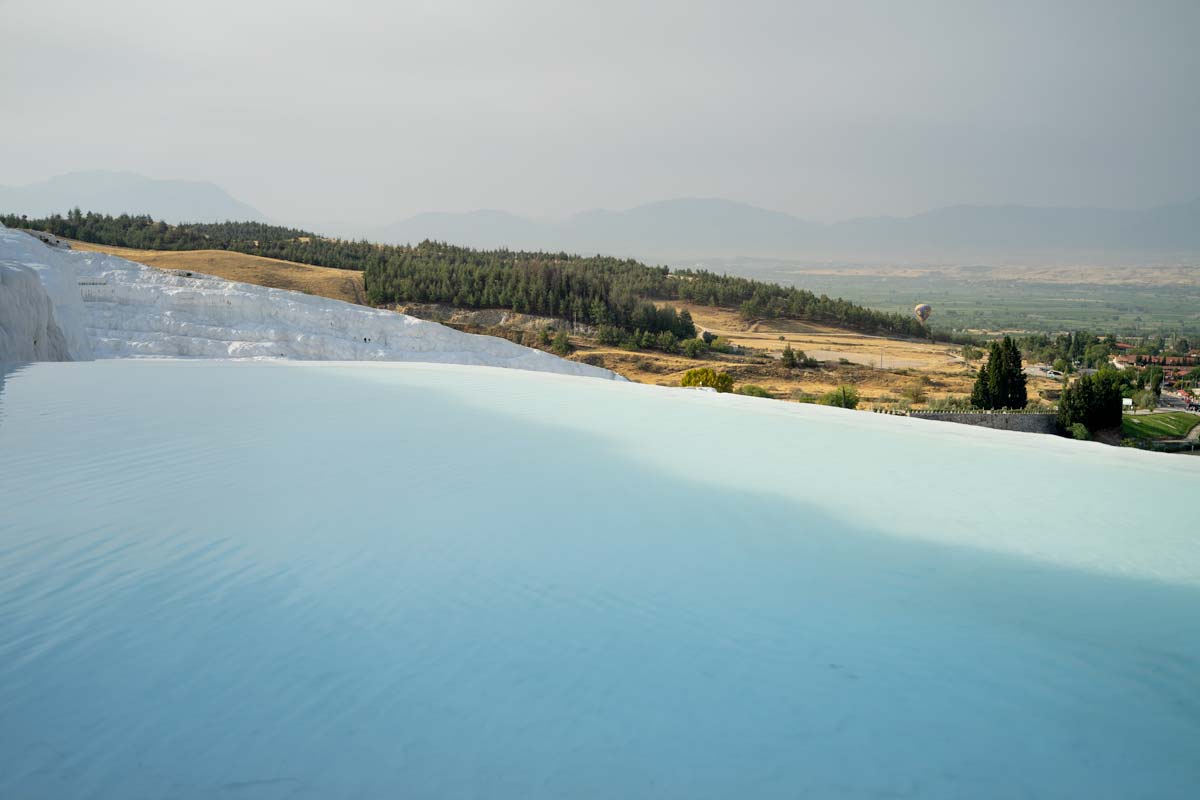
[691,259,1200,336]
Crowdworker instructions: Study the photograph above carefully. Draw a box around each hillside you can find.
[70,242,366,305]
[3,212,935,342]
[60,239,1014,404]
[559,304,1058,408]
[33,211,1200,339]
[0,226,618,378]
[18,214,1079,408]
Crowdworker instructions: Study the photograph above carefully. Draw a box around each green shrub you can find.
[709,336,734,353]
[682,338,707,358]
[819,385,860,409]
[656,330,679,353]
[1070,423,1090,440]
[1132,389,1157,410]
[596,325,623,346]
[681,368,734,393]
[735,384,772,398]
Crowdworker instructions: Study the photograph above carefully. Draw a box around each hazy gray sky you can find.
[3,0,1198,224]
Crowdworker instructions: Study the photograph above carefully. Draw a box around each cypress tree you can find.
[971,359,991,409]
[972,336,1027,409]
[1001,337,1028,408]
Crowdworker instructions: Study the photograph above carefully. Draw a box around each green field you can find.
[695,258,1200,336]
[1121,412,1200,440]
[772,274,1200,337]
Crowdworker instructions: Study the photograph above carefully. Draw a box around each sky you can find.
[2,0,1198,225]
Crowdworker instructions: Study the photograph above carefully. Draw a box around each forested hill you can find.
[0,210,313,249]
[2,210,931,339]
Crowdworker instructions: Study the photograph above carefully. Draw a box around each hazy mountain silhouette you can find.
[375,196,1200,263]
[0,171,264,223]
[828,199,1200,254]
[375,198,820,257]
[5,173,1197,263]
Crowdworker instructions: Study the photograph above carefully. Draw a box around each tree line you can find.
[3,210,950,341]
[1019,330,1115,371]
[0,209,313,250]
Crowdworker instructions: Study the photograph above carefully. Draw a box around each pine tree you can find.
[677,309,696,339]
[551,330,572,356]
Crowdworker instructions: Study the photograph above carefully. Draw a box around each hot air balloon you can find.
[914,303,932,324]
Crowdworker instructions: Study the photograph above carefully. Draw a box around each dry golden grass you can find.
[70,242,366,305]
[674,302,961,369]
[573,344,980,406]
[568,303,1059,408]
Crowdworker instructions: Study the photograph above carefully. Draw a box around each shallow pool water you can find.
[2,360,1198,798]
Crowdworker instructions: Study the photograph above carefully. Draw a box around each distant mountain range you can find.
[0,171,265,223]
[4,172,1197,263]
[372,197,1200,263]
